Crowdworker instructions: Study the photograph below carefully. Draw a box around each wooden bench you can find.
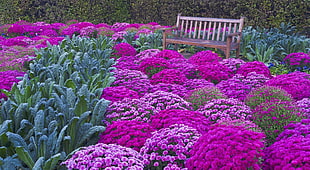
[162,14,245,58]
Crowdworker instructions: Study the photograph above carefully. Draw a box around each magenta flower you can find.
[276,119,310,141]
[155,49,184,60]
[236,61,272,78]
[186,124,265,170]
[112,43,137,59]
[101,86,140,103]
[138,57,172,77]
[98,120,155,151]
[197,62,234,84]
[150,69,188,85]
[188,50,222,65]
[134,49,161,64]
[219,58,246,73]
[296,98,310,118]
[182,79,214,91]
[150,83,188,98]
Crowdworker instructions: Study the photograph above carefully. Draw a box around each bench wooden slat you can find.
[202,21,207,39]
[222,22,227,41]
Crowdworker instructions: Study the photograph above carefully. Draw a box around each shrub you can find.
[184,86,227,110]
[155,49,184,60]
[140,124,201,169]
[236,61,272,78]
[148,109,211,133]
[105,98,155,123]
[197,63,234,84]
[188,50,222,65]
[185,124,265,170]
[150,83,188,98]
[263,136,310,169]
[252,99,305,145]
[98,120,155,151]
[138,57,172,77]
[244,85,293,109]
[265,71,310,100]
[198,98,253,123]
[276,119,310,141]
[150,69,188,85]
[100,86,140,103]
[140,91,192,112]
[296,98,310,118]
[112,42,137,59]
[62,143,145,170]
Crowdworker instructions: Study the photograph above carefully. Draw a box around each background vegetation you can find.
[0,0,308,35]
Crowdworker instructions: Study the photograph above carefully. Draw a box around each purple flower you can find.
[150,83,188,98]
[112,43,137,59]
[150,69,188,85]
[197,62,234,84]
[276,119,310,141]
[101,86,140,103]
[236,61,272,78]
[155,49,184,60]
[188,50,222,65]
[296,98,310,118]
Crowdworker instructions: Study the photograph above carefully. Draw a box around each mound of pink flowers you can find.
[98,120,155,151]
[101,86,140,102]
[186,124,265,169]
[0,70,25,99]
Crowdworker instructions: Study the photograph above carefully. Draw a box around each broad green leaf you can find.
[33,157,44,170]
[15,146,34,169]
[74,96,88,117]
[43,153,61,170]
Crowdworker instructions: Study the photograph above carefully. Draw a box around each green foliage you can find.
[132,31,163,52]
[0,36,115,169]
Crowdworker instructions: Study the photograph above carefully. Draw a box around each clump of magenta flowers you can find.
[155,49,184,60]
[0,70,25,99]
[148,109,211,133]
[236,61,272,78]
[140,124,201,169]
[98,120,155,151]
[283,52,310,72]
[185,124,265,170]
[112,42,137,59]
[188,50,222,65]
[197,62,234,84]
[150,69,188,85]
[198,98,253,123]
[138,57,172,78]
[150,83,188,98]
[296,98,310,118]
[184,86,227,110]
[263,136,310,169]
[100,86,140,103]
[62,143,145,170]
[276,118,310,141]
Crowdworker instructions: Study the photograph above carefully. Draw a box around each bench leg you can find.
[225,48,230,59]
[236,48,240,58]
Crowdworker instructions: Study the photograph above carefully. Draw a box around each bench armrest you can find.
[227,32,242,38]
[227,32,242,44]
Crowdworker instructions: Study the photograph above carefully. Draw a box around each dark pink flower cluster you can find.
[155,49,184,60]
[182,79,214,91]
[276,119,310,141]
[170,59,199,79]
[188,50,222,65]
[138,57,172,77]
[98,120,155,151]
[150,83,188,98]
[62,143,145,170]
[265,71,310,100]
[105,98,155,123]
[197,63,234,84]
[283,52,310,68]
[112,43,137,59]
[101,86,140,103]
[148,109,211,133]
[184,86,227,110]
[186,124,265,170]
[0,70,25,99]
[219,58,246,73]
[263,136,310,169]
[296,98,310,118]
[252,99,305,144]
[140,124,201,169]
[236,61,272,78]
[150,69,188,85]
[198,98,253,122]
[140,91,192,112]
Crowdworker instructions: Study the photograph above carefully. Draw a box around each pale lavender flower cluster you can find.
[62,143,145,170]
[150,83,188,98]
[98,120,155,151]
[296,98,310,118]
[148,109,211,133]
[198,98,253,122]
[79,26,98,38]
[276,119,310,141]
[140,91,192,112]
[263,136,310,169]
[140,124,201,169]
[243,72,270,89]
[182,79,214,91]
[186,124,265,170]
[100,86,140,103]
[219,58,246,73]
[105,98,155,123]
[134,49,161,64]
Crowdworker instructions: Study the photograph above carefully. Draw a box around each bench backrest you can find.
[175,14,245,42]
